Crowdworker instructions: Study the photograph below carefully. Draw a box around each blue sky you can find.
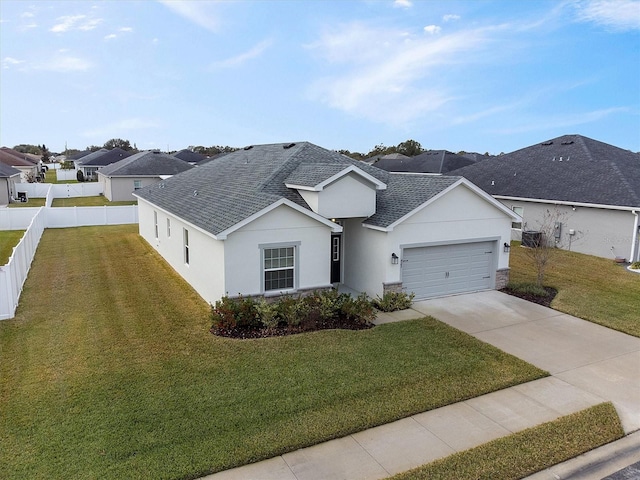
[1,0,639,155]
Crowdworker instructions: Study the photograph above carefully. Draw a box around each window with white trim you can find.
[512,206,524,229]
[134,179,142,190]
[263,246,295,291]
[154,211,158,239]
[183,228,190,265]
[166,218,171,238]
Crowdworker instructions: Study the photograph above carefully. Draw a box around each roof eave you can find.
[494,195,640,211]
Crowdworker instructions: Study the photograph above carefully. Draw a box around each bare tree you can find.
[521,207,568,287]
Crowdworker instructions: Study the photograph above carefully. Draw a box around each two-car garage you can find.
[401,241,497,300]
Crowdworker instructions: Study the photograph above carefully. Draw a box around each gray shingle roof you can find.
[375,150,476,174]
[76,148,132,166]
[450,134,640,208]
[99,151,194,177]
[173,149,207,163]
[135,142,458,236]
[0,162,21,177]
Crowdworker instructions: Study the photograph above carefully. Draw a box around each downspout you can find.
[631,210,639,263]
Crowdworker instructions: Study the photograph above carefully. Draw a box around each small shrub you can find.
[631,261,640,270]
[373,291,415,312]
[211,296,238,330]
[255,299,280,329]
[277,295,310,327]
[506,281,549,297]
[305,289,349,320]
[340,293,376,324]
[211,295,261,330]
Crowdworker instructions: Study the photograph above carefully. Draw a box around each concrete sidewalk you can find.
[204,290,640,480]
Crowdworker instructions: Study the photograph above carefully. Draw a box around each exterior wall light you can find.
[391,253,399,264]
[503,242,511,253]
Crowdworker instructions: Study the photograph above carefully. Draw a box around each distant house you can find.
[450,134,640,263]
[172,149,207,165]
[0,163,21,205]
[98,151,194,201]
[134,142,518,304]
[0,148,39,183]
[75,148,132,181]
[374,150,479,174]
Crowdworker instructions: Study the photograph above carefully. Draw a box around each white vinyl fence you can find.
[1,182,138,320]
[0,208,46,320]
[55,169,77,181]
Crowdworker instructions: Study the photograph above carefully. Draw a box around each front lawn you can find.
[0,230,25,265]
[509,242,640,337]
[52,196,136,207]
[0,225,546,480]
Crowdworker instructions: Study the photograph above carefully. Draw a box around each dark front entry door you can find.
[331,234,341,283]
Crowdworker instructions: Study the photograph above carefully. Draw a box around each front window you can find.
[512,206,524,229]
[134,180,142,190]
[264,246,295,291]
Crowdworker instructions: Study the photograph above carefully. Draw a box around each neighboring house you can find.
[0,148,39,182]
[98,151,194,201]
[75,148,132,181]
[374,150,478,174]
[135,142,518,304]
[172,149,207,164]
[450,134,640,262]
[0,163,21,205]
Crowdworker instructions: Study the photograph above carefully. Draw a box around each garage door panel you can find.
[402,241,495,300]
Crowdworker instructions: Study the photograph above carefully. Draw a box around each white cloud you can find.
[104,34,117,40]
[307,23,490,124]
[21,12,35,18]
[393,0,413,8]
[50,14,103,33]
[159,0,221,32]
[492,107,629,134]
[2,57,26,69]
[443,14,461,22]
[36,52,92,72]
[120,27,133,32]
[572,0,640,30]
[211,39,274,68]
[423,25,442,34]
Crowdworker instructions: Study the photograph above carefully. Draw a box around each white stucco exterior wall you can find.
[102,176,161,201]
[138,199,226,303]
[224,204,332,296]
[343,184,513,298]
[501,199,639,262]
[298,173,378,219]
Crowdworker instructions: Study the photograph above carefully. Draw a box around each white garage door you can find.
[402,241,495,300]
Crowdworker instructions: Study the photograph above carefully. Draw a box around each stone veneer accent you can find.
[382,282,403,295]
[495,268,510,290]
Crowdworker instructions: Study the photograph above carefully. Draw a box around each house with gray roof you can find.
[450,134,640,262]
[134,142,518,303]
[75,148,132,181]
[98,150,194,201]
[0,163,21,206]
[374,150,478,174]
[0,148,39,183]
[172,149,207,164]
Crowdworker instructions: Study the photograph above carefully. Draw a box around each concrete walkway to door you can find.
[204,290,640,480]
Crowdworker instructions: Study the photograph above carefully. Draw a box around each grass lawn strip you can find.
[7,198,46,208]
[391,402,624,480]
[0,230,25,265]
[51,196,136,207]
[509,242,640,337]
[0,225,546,480]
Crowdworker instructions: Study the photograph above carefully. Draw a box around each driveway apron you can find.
[411,290,640,433]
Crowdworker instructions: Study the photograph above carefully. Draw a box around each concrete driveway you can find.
[411,290,640,434]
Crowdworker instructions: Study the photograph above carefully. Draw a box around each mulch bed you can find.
[211,315,374,339]
[500,286,558,308]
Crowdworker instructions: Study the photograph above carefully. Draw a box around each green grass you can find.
[52,196,136,207]
[391,402,623,480]
[0,225,546,480]
[0,230,25,265]
[7,198,46,208]
[509,242,640,337]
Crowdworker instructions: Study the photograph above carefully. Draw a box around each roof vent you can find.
[283,143,296,149]
[193,190,198,196]
[561,141,574,145]
[541,141,553,146]
[243,145,253,151]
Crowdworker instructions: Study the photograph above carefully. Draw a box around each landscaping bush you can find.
[505,281,549,297]
[631,261,640,269]
[373,291,415,312]
[210,290,375,337]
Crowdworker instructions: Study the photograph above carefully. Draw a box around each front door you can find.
[331,234,341,283]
